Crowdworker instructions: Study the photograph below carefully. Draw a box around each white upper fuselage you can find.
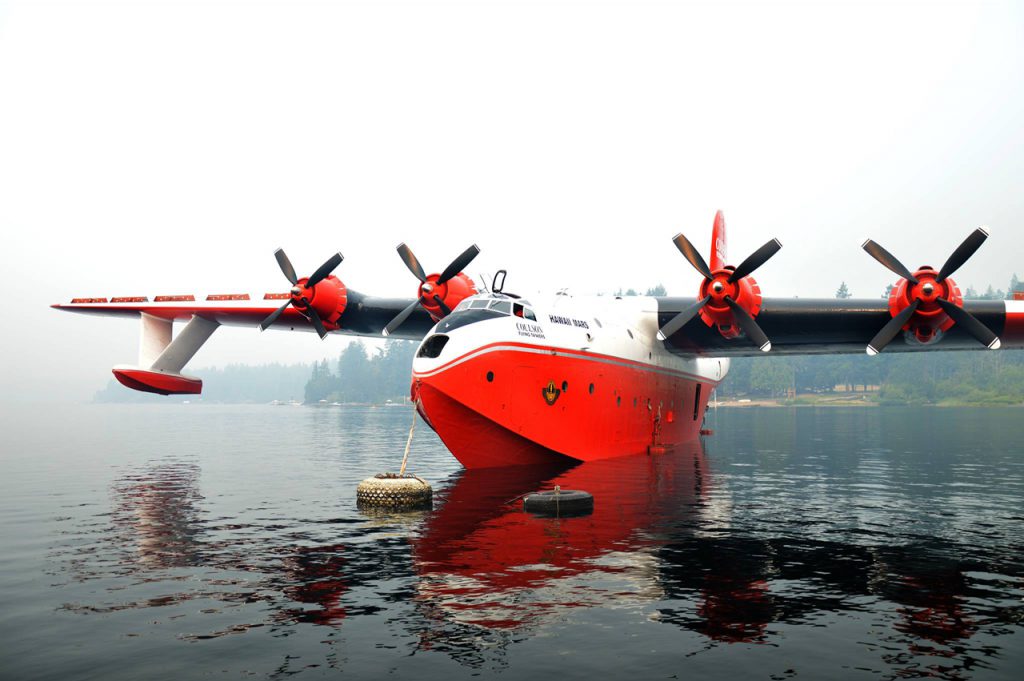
[411,291,729,385]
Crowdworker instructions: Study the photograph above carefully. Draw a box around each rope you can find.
[398,402,418,477]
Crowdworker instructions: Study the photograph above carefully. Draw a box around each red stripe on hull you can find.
[415,346,714,468]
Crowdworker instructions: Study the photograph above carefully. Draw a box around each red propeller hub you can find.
[292,275,348,329]
[698,269,763,339]
[889,267,961,342]
[419,273,477,321]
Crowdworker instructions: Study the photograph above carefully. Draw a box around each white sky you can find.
[2,0,1022,401]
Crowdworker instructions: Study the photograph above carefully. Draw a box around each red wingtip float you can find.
[52,212,1024,466]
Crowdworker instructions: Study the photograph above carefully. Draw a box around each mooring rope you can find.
[398,402,418,477]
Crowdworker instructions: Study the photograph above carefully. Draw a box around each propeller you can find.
[658,232,781,351]
[260,249,344,340]
[861,227,999,354]
[384,244,480,336]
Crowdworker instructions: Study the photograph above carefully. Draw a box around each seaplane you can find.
[53,212,1024,468]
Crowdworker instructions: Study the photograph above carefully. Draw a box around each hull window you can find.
[417,334,450,359]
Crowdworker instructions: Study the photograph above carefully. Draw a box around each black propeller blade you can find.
[724,296,772,352]
[438,245,481,284]
[260,301,291,331]
[862,240,919,284]
[657,296,711,341]
[866,299,920,356]
[727,239,782,284]
[671,233,713,280]
[382,298,425,337]
[935,298,1001,349]
[938,227,988,283]
[397,243,427,283]
[261,249,343,339]
[275,248,298,285]
[308,252,343,288]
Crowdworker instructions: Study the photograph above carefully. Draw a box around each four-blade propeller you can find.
[862,227,1000,355]
[658,233,781,351]
[383,243,480,336]
[260,249,344,339]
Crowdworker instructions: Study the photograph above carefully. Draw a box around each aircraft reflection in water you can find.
[65,443,1022,678]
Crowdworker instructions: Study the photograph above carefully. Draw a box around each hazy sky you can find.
[2,0,1022,401]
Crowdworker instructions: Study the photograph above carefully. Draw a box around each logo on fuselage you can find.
[542,380,561,406]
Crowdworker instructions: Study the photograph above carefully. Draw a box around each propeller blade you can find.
[727,238,782,284]
[935,297,1001,349]
[937,227,988,282]
[260,300,292,331]
[383,297,425,337]
[438,245,481,284]
[862,240,919,285]
[274,248,298,285]
[307,252,344,288]
[672,233,713,280]
[396,243,428,283]
[307,307,329,340]
[724,296,772,352]
[433,294,452,317]
[656,296,711,341]
[866,299,919,355]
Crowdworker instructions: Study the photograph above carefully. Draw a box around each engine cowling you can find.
[886,267,960,345]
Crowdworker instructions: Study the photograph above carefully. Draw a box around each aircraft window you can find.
[468,299,490,309]
[487,300,512,314]
[512,303,537,321]
[454,299,473,312]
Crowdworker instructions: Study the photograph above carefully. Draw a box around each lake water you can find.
[1,403,1022,680]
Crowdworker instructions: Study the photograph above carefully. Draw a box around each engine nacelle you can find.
[294,275,348,330]
[887,267,961,345]
[697,269,763,340]
[419,272,477,321]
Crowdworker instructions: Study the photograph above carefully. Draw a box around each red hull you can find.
[414,342,715,468]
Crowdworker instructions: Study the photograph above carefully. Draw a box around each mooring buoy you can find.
[357,473,433,510]
[523,486,593,517]
[357,404,432,511]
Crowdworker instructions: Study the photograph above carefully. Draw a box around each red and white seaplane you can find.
[54,213,1024,468]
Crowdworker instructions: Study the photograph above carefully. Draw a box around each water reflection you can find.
[49,412,1024,680]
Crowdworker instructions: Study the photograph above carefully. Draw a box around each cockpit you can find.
[452,295,538,321]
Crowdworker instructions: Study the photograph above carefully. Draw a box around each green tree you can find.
[835,281,851,299]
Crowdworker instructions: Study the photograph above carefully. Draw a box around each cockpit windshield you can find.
[453,295,536,321]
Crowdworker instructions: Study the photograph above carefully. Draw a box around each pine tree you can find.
[835,281,851,299]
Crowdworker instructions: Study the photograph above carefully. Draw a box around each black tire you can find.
[523,489,593,517]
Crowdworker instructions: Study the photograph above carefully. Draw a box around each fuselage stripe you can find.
[413,341,720,383]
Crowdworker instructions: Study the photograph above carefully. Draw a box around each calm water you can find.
[1,403,1023,680]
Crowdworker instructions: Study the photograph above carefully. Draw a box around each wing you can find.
[52,289,435,340]
[52,288,435,395]
[656,297,1024,356]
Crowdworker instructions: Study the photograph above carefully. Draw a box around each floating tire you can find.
[357,474,432,511]
[523,489,593,517]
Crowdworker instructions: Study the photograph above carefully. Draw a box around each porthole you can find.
[588,383,594,394]
[562,380,568,392]
[617,396,621,407]
[486,371,494,383]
